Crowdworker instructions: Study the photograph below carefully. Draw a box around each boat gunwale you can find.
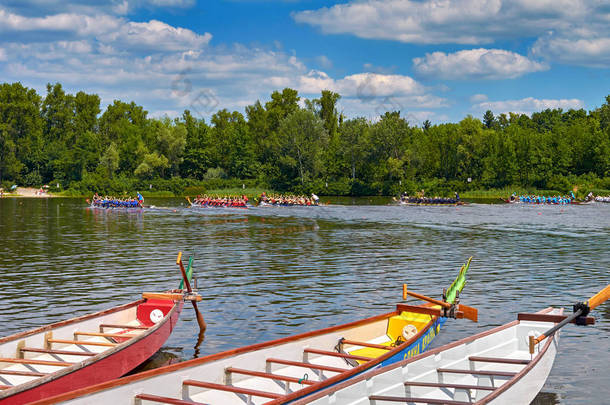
[289,307,558,405]
[32,304,439,404]
[0,299,181,401]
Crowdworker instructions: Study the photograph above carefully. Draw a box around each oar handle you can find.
[403,284,451,308]
[587,284,610,310]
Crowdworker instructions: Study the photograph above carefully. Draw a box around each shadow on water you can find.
[0,198,609,404]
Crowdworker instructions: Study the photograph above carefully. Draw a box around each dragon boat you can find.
[33,259,476,405]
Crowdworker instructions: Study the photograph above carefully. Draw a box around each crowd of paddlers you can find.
[507,192,575,204]
[399,192,461,205]
[190,195,249,208]
[259,192,320,206]
[89,193,144,208]
[594,195,610,202]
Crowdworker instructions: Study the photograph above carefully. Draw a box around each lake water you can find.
[0,198,608,404]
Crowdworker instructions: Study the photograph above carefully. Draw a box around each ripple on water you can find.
[0,198,608,404]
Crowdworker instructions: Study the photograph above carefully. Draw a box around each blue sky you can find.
[1,0,609,124]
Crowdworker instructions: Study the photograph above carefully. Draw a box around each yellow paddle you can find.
[529,284,610,353]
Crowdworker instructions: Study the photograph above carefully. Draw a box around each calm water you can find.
[0,198,609,404]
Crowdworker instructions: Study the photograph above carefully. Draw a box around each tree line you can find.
[1,82,609,196]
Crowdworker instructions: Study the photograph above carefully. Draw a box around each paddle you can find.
[177,252,207,332]
[529,284,610,354]
[403,285,478,322]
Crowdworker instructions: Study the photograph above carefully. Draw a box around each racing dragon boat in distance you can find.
[33,258,477,405]
[0,253,203,405]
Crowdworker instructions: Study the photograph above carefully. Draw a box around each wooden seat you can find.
[369,395,470,404]
[0,358,73,367]
[0,369,47,377]
[266,358,347,373]
[304,348,373,362]
[100,323,148,331]
[20,347,96,357]
[134,393,205,404]
[225,367,316,385]
[404,381,497,390]
[47,338,116,347]
[468,356,530,365]
[74,331,138,339]
[437,368,517,377]
[341,339,392,350]
[183,380,282,399]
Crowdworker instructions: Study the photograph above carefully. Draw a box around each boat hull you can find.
[0,300,182,405]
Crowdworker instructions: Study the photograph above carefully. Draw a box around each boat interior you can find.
[304,310,562,405]
[130,309,435,405]
[0,299,171,396]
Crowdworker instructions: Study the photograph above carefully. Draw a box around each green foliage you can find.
[0,81,609,197]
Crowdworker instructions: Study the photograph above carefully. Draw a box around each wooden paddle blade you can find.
[587,284,610,310]
[457,304,478,322]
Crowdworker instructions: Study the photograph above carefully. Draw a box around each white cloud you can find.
[532,36,610,68]
[0,48,6,62]
[294,0,610,67]
[470,93,488,103]
[472,97,584,115]
[413,49,548,80]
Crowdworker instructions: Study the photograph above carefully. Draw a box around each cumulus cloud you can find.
[413,49,548,80]
[294,0,610,67]
[472,97,584,115]
[532,36,610,68]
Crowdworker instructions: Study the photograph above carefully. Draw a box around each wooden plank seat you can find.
[304,348,373,362]
[74,331,138,339]
[403,381,497,391]
[47,338,117,347]
[20,347,96,357]
[183,380,282,399]
[341,339,393,350]
[437,368,517,377]
[0,358,73,367]
[225,367,316,385]
[0,369,47,377]
[468,356,530,365]
[266,358,348,373]
[100,323,149,331]
[369,395,470,404]
[134,393,206,405]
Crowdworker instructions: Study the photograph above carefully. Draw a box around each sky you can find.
[1,0,609,125]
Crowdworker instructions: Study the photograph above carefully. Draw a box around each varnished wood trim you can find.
[517,313,594,325]
[226,367,316,385]
[304,348,372,362]
[183,380,282,399]
[0,385,12,390]
[0,300,144,345]
[404,381,496,390]
[437,368,517,377]
[468,356,530,365]
[341,339,392,350]
[134,393,205,404]
[267,358,347,373]
[20,348,96,357]
[0,369,47,377]
[369,395,470,404]
[0,358,73,367]
[48,339,117,347]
